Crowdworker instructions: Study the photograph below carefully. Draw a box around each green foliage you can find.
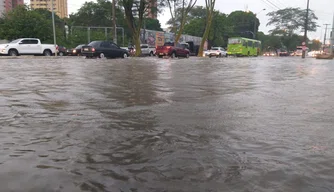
[183,7,256,47]
[227,11,259,38]
[67,0,129,47]
[145,18,163,31]
[0,5,70,46]
[266,7,318,34]
[308,39,322,51]
[0,5,52,41]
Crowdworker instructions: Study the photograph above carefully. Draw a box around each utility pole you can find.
[330,13,334,55]
[51,0,57,56]
[302,0,310,59]
[323,24,330,52]
[112,0,117,44]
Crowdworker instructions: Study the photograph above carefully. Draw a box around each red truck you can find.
[156,42,190,58]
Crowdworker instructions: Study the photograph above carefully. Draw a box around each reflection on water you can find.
[0,57,334,191]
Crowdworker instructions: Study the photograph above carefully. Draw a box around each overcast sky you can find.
[26,0,334,40]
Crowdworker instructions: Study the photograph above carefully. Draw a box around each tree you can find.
[227,11,259,39]
[197,0,216,57]
[145,18,163,31]
[165,0,197,43]
[266,7,318,35]
[69,0,125,27]
[0,5,66,45]
[182,6,231,47]
[68,0,128,46]
[166,5,206,28]
[308,39,322,51]
[120,0,150,56]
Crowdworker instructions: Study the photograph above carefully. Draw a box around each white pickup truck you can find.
[0,38,57,56]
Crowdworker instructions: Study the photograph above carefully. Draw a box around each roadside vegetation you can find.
[0,0,320,55]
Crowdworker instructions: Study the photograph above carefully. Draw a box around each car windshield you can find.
[211,48,219,50]
[9,39,21,44]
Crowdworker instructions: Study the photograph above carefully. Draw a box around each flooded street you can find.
[1,56,334,192]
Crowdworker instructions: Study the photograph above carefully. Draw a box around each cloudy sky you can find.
[26,0,333,40]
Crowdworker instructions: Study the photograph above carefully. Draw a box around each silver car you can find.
[205,47,227,57]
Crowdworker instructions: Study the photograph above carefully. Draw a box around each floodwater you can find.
[1,56,334,192]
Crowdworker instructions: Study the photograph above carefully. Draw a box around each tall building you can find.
[30,0,68,18]
[0,0,24,16]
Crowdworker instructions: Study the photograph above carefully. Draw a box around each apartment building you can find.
[30,0,68,18]
[0,0,24,16]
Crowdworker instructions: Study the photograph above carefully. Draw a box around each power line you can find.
[264,0,281,10]
[260,0,278,10]
[272,0,286,8]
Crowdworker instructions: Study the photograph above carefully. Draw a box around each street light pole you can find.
[302,0,310,59]
[51,0,57,56]
[253,9,266,39]
[330,13,334,55]
[323,24,330,51]
[112,0,117,44]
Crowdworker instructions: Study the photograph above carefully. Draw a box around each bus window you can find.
[254,42,258,48]
[243,40,247,47]
[248,41,253,47]
[228,38,241,44]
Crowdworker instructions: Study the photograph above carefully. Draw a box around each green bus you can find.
[227,37,261,56]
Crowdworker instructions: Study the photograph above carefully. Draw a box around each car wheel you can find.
[8,49,18,56]
[43,49,52,56]
[122,53,128,58]
[171,52,176,58]
[186,53,190,58]
[149,52,154,56]
[59,52,64,56]
[99,53,105,59]
[158,55,163,58]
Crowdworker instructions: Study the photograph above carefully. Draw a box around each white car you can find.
[205,47,227,57]
[0,38,57,56]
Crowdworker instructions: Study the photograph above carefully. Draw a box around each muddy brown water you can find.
[0,56,334,192]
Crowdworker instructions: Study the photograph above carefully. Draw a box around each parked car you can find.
[67,44,85,56]
[0,38,57,56]
[81,41,129,59]
[126,44,155,56]
[57,45,67,56]
[279,50,289,56]
[263,52,276,56]
[155,42,190,58]
[140,44,155,56]
[205,47,227,57]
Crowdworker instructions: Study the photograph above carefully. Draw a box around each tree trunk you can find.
[133,30,142,57]
[175,19,186,43]
[198,12,213,57]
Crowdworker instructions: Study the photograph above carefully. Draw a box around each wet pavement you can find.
[1,56,334,192]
